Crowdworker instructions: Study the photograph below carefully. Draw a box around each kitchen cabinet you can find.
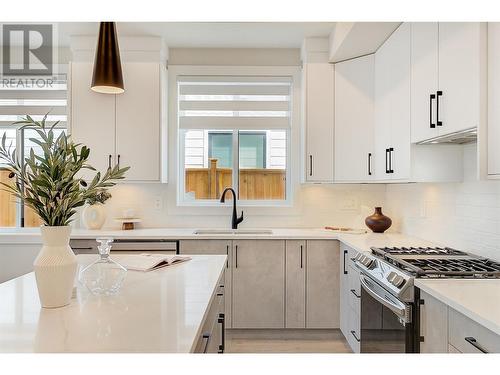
[70,62,166,182]
[303,62,335,183]
[179,240,232,328]
[411,22,486,143]
[488,23,500,177]
[194,279,225,353]
[419,290,448,353]
[448,308,500,354]
[374,22,411,181]
[334,54,375,182]
[232,240,285,328]
[339,245,350,338]
[306,240,340,328]
[285,240,306,328]
[374,23,463,182]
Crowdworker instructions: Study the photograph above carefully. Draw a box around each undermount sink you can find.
[193,229,273,235]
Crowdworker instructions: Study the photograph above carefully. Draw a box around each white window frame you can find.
[169,65,300,208]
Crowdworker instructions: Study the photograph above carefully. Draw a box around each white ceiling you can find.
[56,22,335,48]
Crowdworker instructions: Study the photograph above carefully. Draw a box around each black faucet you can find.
[220,187,244,229]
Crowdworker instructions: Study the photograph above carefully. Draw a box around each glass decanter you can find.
[79,238,127,296]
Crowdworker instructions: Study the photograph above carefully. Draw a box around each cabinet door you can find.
[115,63,161,181]
[334,55,375,182]
[419,290,448,353]
[387,23,411,181]
[411,22,439,143]
[438,23,484,135]
[179,240,232,328]
[285,240,306,328]
[232,240,285,328]
[306,240,340,328]
[339,244,350,339]
[374,35,393,180]
[70,62,116,179]
[488,23,500,176]
[305,63,335,182]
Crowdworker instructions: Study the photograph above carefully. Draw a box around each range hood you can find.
[416,127,477,145]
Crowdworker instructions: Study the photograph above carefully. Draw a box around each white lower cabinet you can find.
[285,240,306,328]
[306,240,340,328]
[232,240,285,328]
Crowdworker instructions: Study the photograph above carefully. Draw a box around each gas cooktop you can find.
[370,246,500,278]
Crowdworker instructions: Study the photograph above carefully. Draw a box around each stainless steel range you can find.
[352,246,500,353]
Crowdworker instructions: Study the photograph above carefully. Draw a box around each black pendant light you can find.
[91,22,124,94]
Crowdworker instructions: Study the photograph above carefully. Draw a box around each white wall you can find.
[386,144,500,261]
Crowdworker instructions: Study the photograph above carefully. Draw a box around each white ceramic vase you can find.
[81,204,106,230]
[34,226,77,308]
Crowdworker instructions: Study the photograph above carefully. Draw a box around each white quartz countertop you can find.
[415,279,500,336]
[0,254,226,353]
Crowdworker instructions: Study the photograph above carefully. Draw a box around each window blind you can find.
[0,74,68,127]
[178,76,292,130]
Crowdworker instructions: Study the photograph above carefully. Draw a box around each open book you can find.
[114,253,191,272]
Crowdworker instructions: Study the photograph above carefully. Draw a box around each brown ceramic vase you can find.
[365,207,392,233]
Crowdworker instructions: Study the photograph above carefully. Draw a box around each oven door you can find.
[359,273,415,353]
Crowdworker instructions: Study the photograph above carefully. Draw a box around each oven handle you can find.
[359,274,410,323]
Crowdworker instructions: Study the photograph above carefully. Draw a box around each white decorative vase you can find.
[34,226,77,309]
[82,204,106,230]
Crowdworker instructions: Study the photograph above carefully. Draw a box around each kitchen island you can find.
[0,254,226,353]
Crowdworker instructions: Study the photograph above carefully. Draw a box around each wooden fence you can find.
[0,169,42,227]
[185,159,286,200]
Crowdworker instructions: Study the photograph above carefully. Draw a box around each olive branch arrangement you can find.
[0,115,129,226]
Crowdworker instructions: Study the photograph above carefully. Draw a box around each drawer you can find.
[346,306,361,353]
[449,308,500,353]
[347,264,361,313]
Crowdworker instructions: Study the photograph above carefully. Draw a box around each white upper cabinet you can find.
[488,23,500,177]
[304,62,335,182]
[302,38,335,183]
[115,63,161,181]
[70,61,166,182]
[334,54,375,182]
[70,62,116,180]
[410,23,439,143]
[374,23,411,181]
[374,23,463,183]
[411,22,486,143]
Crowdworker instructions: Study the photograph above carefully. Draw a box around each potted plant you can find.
[0,115,129,308]
[81,190,112,230]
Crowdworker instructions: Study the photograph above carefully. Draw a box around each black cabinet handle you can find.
[385,149,389,174]
[218,313,225,353]
[309,155,313,176]
[430,94,436,128]
[108,154,112,169]
[226,245,229,269]
[300,245,303,269]
[350,289,361,299]
[465,337,488,353]
[202,334,210,353]
[436,91,443,126]
[343,249,348,275]
[235,245,238,268]
[368,153,372,176]
[388,147,394,174]
[117,154,121,168]
[350,330,360,342]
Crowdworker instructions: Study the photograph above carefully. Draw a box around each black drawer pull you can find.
[465,337,488,353]
[385,149,389,174]
[235,245,238,268]
[388,147,394,174]
[300,245,303,269]
[368,153,372,176]
[429,94,436,128]
[226,245,229,268]
[436,91,443,126]
[108,154,112,169]
[218,313,225,353]
[350,330,360,342]
[309,155,313,176]
[343,250,348,275]
[202,334,210,353]
[350,289,361,299]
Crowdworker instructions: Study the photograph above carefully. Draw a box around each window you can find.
[0,74,67,227]
[178,76,291,204]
